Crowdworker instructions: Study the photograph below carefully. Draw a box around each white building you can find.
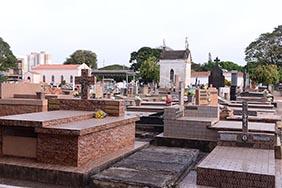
[191,71,244,87]
[158,47,192,88]
[25,63,91,88]
[27,51,51,72]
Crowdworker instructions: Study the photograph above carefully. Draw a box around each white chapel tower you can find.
[158,38,192,88]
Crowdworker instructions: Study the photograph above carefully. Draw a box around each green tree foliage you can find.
[250,64,279,85]
[139,56,159,83]
[245,25,282,66]
[191,62,202,71]
[245,25,282,84]
[129,47,162,71]
[64,50,97,69]
[0,37,17,75]
[99,64,129,70]
[196,61,243,72]
[98,64,129,82]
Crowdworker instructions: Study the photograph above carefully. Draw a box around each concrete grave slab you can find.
[92,146,199,188]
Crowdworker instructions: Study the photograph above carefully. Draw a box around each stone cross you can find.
[179,81,185,106]
[75,69,95,100]
[242,101,249,140]
[243,70,247,92]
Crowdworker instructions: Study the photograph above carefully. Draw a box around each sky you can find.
[0,0,281,68]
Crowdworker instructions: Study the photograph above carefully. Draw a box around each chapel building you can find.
[159,41,192,88]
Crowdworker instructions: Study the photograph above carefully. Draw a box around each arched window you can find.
[61,75,64,82]
[42,75,46,82]
[170,69,174,82]
[51,75,55,82]
[70,75,73,83]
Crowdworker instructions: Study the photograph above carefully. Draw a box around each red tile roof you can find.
[32,64,80,70]
[191,71,210,77]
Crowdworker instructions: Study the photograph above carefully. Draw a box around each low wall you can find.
[0,99,48,116]
[48,98,125,116]
[184,105,219,119]
[164,119,218,141]
[0,83,41,99]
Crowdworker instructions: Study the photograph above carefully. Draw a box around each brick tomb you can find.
[196,101,277,188]
[0,93,141,186]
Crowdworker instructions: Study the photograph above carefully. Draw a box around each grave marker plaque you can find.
[179,81,184,106]
[230,71,238,101]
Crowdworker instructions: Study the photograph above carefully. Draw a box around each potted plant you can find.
[187,88,195,103]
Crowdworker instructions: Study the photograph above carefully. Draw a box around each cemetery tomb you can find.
[163,105,219,142]
[92,146,199,188]
[208,64,225,90]
[197,146,275,188]
[0,69,143,187]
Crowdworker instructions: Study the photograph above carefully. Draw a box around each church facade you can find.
[159,47,192,88]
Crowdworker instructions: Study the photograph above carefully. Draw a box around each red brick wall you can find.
[36,121,135,167]
[37,134,79,166]
[48,99,125,116]
[78,122,135,166]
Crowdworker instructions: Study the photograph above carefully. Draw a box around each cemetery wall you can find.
[0,99,48,116]
[48,99,125,116]
[0,83,41,99]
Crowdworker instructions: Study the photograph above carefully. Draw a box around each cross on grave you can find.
[179,81,185,106]
[241,101,249,141]
[75,69,95,99]
[214,57,220,63]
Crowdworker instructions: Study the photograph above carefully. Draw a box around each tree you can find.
[245,25,282,66]
[99,64,129,82]
[198,61,243,72]
[139,56,159,83]
[191,62,202,71]
[129,47,162,71]
[249,64,279,85]
[219,61,243,72]
[0,37,17,81]
[99,64,129,70]
[64,50,97,69]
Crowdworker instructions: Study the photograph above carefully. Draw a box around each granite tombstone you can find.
[208,64,224,90]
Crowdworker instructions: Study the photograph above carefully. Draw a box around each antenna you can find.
[185,37,189,49]
[163,39,166,48]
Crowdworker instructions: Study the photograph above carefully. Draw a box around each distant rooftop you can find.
[32,64,81,70]
[160,49,190,60]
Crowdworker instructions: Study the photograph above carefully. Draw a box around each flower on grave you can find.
[95,110,107,119]
[73,91,80,97]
